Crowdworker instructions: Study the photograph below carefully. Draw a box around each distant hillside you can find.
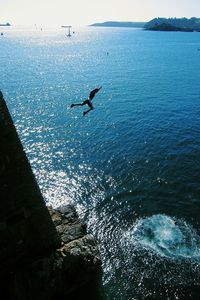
[144,17,200,31]
[90,21,145,28]
[147,23,194,32]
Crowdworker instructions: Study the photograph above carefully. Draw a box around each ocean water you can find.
[1,25,200,299]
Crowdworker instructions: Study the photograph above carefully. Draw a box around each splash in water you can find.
[130,214,200,260]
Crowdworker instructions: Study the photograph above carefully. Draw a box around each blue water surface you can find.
[1,25,200,299]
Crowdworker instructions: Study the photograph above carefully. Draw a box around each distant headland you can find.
[0,22,11,26]
[144,17,200,32]
[90,18,200,32]
[90,21,146,28]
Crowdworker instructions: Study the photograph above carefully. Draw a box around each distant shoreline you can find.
[90,21,145,28]
[90,18,200,32]
[0,23,11,26]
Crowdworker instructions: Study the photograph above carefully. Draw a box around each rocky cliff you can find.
[10,205,102,300]
[0,91,102,300]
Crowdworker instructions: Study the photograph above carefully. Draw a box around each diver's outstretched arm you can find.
[95,86,102,94]
[89,86,102,100]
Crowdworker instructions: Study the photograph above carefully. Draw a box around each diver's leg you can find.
[70,99,88,108]
[70,103,82,108]
[83,101,93,116]
[83,108,93,116]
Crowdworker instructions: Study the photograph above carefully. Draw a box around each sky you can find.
[1,0,200,26]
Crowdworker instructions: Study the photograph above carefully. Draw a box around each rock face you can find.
[0,91,102,300]
[10,205,102,300]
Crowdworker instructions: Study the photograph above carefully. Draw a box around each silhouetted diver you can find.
[70,86,102,116]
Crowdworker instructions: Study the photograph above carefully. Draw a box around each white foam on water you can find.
[129,214,200,260]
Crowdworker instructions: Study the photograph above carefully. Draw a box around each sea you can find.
[1,25,200,300]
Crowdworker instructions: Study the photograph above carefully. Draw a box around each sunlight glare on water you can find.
[1,25,200,299]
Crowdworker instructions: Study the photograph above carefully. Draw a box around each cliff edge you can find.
[0,91,102,300]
